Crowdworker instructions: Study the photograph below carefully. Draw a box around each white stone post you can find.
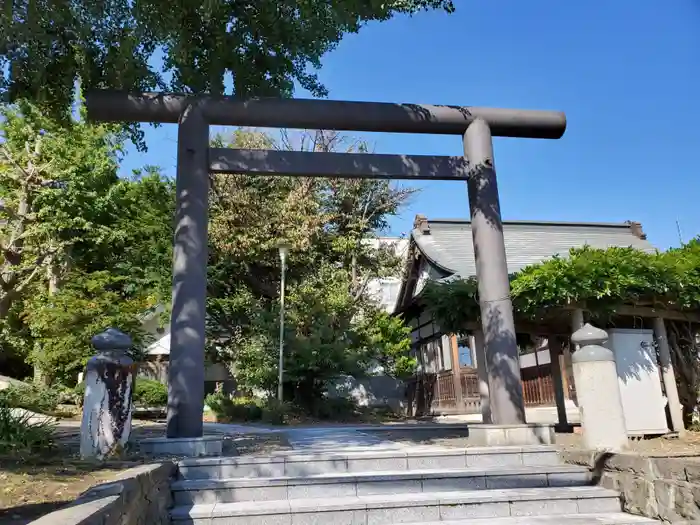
[80,328,135,460]
[571,323,628,451]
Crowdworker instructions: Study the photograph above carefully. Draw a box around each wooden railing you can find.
[437,372,456,406]
[407,364,562,416]
[522,374,555,406]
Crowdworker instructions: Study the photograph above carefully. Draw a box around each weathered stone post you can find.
[80,328,135,460]
[571,323,628,451]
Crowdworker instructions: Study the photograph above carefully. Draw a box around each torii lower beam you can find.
[209,149,470,180]
[85,91,566,438]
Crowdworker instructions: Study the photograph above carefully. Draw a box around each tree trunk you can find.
[33,252,67,386]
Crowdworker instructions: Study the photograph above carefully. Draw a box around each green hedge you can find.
[0,384,61,414]
[72,377,168,407]
[133,378,167,406]
[204,393,296,425]
[203,393,362,425]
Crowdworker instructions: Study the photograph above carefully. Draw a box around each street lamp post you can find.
[277,244,290,402]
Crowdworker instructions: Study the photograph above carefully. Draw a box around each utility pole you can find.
[277,243,290,402]
[676,218,684,246]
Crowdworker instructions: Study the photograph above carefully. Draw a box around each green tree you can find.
[207,129,415,410]
[23,271,155,385]
[21,169,175,385]
[0,101,121,317]
[2,2,454,118]
[0,101,175,385]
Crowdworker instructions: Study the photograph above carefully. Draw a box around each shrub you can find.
[71,378,168,408]
[0,384,61,414]
[133,378,168,407]
[261,399,296,425]
[0,405,56,454]
[313,397,358,421]
[205,393,266,423]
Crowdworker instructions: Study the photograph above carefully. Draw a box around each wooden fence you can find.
[407,364,560,416]
[406,368,481,416]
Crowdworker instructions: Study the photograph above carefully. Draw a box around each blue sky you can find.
[120,0,700,251]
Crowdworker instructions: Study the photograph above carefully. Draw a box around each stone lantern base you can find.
[140,435,224,457]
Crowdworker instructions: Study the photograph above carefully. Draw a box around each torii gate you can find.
[85,92,566,439]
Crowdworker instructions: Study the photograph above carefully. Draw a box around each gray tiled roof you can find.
[413,219,656,279]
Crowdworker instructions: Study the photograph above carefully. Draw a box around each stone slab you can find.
[415,513,657,523]
[468,423,555,446]
[171,465,591,505]
[284,427,404,451]
[141,435,223,457]
[170,487,622,523]
[177,446,561,479]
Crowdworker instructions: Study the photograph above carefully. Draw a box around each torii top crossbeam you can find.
[85,91,566,139]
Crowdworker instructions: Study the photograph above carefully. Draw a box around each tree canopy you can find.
[0,105,417,401]
[207,129,416,409]
[1,1,455,118]
[0,101,174,383]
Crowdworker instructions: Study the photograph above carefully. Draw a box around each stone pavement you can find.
[283,426,407,451]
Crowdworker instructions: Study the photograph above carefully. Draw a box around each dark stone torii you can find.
[85,92,566,438]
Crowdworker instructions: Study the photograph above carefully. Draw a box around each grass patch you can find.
[0,406,56,456]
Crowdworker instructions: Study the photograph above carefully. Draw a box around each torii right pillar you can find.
[464,119,525,425]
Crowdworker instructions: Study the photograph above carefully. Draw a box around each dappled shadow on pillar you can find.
[467,157,503,234]
[482,306,526,424]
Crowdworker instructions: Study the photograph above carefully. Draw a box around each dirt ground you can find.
[556,430,700,456]
[0,461,127,524]
[229,433,292,455]
[387,429,700,457]
[0,421,289,525]
[0,420,161,524]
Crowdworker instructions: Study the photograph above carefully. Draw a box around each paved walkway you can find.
[283,427,406,451]
[204,422,407,451]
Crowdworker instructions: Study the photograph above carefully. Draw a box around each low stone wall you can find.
[561,449,700,523]
[29,462,176,525]
[328,374,406,413]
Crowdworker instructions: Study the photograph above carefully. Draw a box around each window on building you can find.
[457,335,473,367]
[418,337,435,374]
[418,335,453,373]
[517,333,536,355]
[438,336,452,372]
[380,279,401,311]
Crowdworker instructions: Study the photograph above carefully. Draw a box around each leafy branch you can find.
[422,243,700,334]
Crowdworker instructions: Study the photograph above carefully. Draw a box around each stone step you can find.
[412,514,658,524]
[177,445,561,479]
[170,486,622,524]
[172,465,591,505]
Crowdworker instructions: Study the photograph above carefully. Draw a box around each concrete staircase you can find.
[170,445,658,524]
